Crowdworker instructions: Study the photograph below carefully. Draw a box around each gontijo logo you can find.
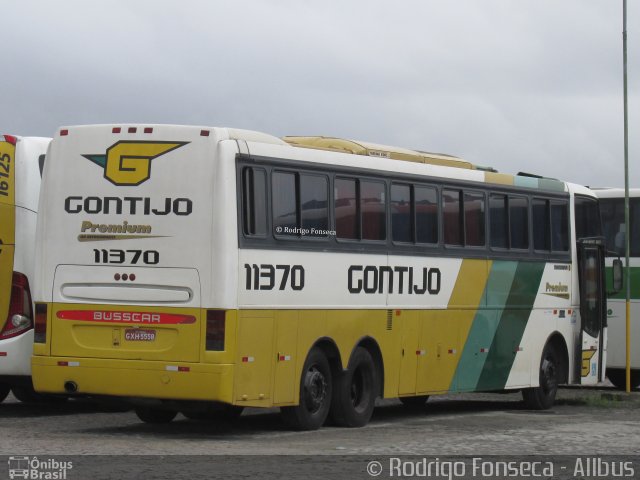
[83,141,188,186]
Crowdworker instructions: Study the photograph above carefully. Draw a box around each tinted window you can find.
[464,192,485,246]
[551,201,569,251]
[242,167,267,236]
[510,196,529,249]
[391,184,412,242]
[490,194,508,248]
[335,178,357,239]
[301,174,328,236]
[272,172,297,233]
[361,181,386,241]
[575,196,601,240]
[416,186,438,244]
[533,198,550,250]
[443,189,462,245]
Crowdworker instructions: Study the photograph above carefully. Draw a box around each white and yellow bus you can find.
[595,188,640,389]
[0,135,50,403]
[32,125,608,429]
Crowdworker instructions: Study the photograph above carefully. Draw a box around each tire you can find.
[281,347,332,431]
[330,347,378,427]
[399,395,429,409]
[522,342,560,410]
[0,384,9,403]
[607,369,640,390]
[134,407,178,424]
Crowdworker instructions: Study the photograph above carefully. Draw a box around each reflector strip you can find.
[57,310,196,325]
[0,352,7,357]
[479,348,488,353]
[278,355,291,362]
[128,127,137,133]
[58,361,80,367]
[200,130,210,137]
[144,127,153,134]
[60,129,69,136]
[415,349,426,356]
[448,349,457,354]
[242,356,255,363]
[166,365,190,372]
[514,347,524,352]
[395,310,401,316]
[112,127,121,133]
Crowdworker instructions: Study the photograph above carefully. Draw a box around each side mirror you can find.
[612,258,623,293]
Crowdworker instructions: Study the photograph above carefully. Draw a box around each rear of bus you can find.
[32,125,242,405]
[0,135,50,402]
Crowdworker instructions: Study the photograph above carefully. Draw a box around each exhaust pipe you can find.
[64,381,78,393]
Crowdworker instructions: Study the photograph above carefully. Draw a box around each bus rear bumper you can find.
[31,356,235,403]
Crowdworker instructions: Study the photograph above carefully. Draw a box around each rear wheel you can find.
[522,342,560,410]
[399,395,429,409]
[330,347,378,427]
[135,407,178,424]
[0,384,9,403]
[281,347,332,430]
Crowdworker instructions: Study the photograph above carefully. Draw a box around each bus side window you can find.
[415,185,438,244]
[550,201,569,252]
[532,198,550,251]
[361,180,386,241]
[490,194,508,249]
[443,189,463,246]
[242,167,267,236]
[335,178,358,239]
[464,191,485,247]
[391,183,412,243]
[300,174,329,236]
[509,196,529,249]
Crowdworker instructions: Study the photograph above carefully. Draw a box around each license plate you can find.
[124,329,156,342]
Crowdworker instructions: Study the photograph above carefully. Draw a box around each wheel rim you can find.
[303,365,328,414]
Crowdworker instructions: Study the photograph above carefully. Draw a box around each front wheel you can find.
[330,347,378,427]
[281,347,332,431]
[135,407,178,424]
[522,342,560,410]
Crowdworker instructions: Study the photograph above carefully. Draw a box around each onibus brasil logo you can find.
[83,141,188,186]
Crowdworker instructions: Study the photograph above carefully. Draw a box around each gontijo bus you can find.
[595,187,640,389]
[0,135,50,404]
[32,125,607,429]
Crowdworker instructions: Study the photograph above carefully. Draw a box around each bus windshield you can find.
[600,197,640,256]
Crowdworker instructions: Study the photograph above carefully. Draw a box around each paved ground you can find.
[1,386,639,479]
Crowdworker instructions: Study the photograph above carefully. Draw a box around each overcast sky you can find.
[2,0,638,187]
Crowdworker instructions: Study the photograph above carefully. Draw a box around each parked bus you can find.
[0,135,50,403]
[595,188,640,389]
[32,125,608,429]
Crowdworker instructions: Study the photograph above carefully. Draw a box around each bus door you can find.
[577,240,607,384]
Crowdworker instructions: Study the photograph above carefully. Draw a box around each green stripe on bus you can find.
[452,261,518,391]
[475,261,546,391]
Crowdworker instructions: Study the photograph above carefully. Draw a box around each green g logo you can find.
[83,141,188,186]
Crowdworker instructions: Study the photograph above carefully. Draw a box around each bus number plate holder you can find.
[124,329,156,342]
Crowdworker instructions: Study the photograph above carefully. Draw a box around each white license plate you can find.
[124,329,156,342]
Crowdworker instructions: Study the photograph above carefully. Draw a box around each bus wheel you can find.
[134,407,178,424]
[522,342,559,410]
[0,384,9,403]
[399,395,429,409]
[330,347,378,427]
[607,369,640,390]
[281,347,332,431]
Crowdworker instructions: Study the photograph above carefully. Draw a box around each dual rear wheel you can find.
[281,346,379,430]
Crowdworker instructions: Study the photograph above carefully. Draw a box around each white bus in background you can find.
[0,135,51,403]
[595,188,640,389]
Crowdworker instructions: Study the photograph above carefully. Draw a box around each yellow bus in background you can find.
[0,135,50,403]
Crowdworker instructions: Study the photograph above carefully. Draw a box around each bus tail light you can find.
[1,134,17,145]
[206,310,225,351]
[34,303,48,343]
[0,272,33,340]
